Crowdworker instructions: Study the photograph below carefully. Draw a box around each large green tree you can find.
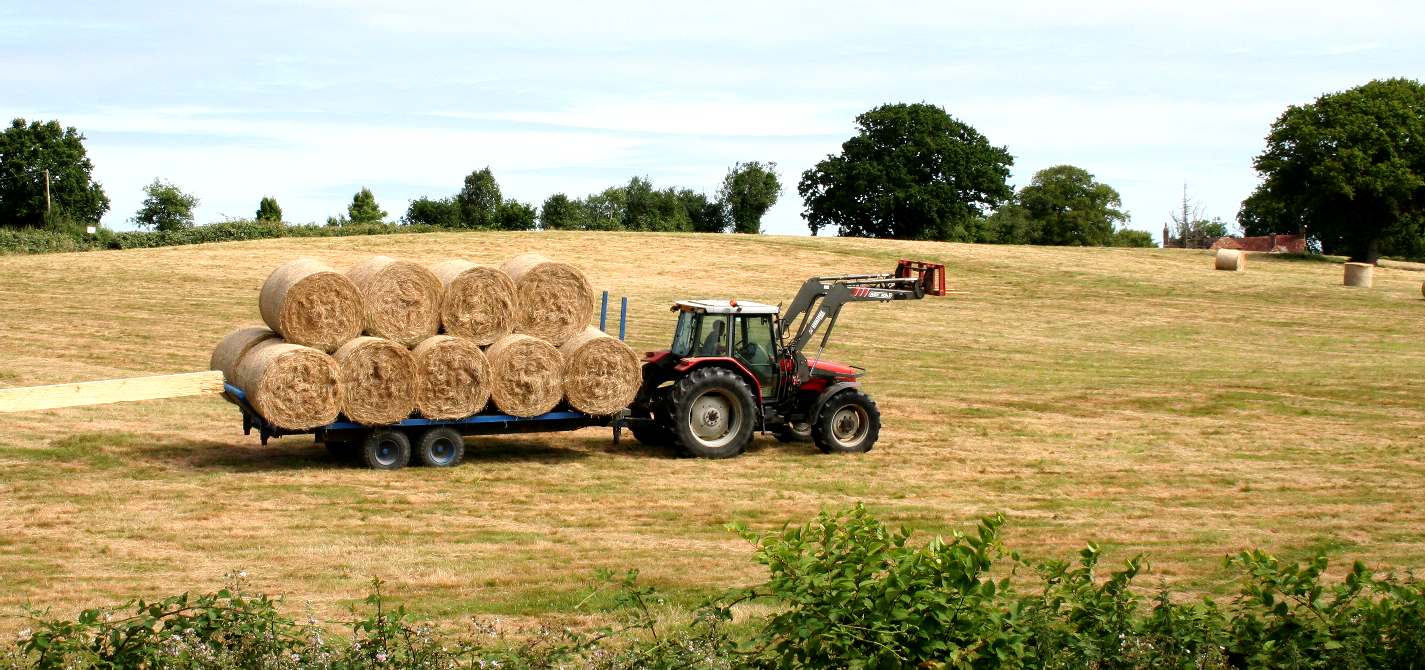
[132,179,198,232]
[798,103,1013,240]
[719,161,780,234]
[0,118,110,228]
[1016,165,1128,246]
[1239,78,1425,262]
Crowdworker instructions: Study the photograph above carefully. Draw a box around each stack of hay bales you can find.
[211,253,640,431]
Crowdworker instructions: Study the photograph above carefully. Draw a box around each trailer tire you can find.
[361,430,411,470]
[669,366,756,459]
[415,427,465,467]
[628,402,675,446]
[811,389,880,454]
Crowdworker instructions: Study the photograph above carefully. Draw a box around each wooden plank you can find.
[0,371,225,413]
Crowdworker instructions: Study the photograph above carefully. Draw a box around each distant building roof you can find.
[1209,234,1306,253]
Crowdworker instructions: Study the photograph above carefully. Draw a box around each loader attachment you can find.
[895,259,947,297]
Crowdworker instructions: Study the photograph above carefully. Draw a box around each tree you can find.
[403,197,460,227]
[1110,229,1156,247]
[457,167,501,229]
[256,196,282,223]
[1240,78,1425,263]
[1016,165,1127,246]
[719,162,781,234]
[346,187,386,224]
[680,189,727,233]
[798,103,1013,240]
[982,204,1039,245]
[0,118,110,229]
[132,179,198,231]
[1168,186,1230,248]
[495,200,537,230]
[539,193,584,230]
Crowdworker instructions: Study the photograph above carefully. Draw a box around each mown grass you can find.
[1,232,1423,632]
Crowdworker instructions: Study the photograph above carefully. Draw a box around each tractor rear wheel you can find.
[669,367,756,459]
[811,390,880,454]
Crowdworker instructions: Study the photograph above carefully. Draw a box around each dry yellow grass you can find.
[2,233,1424,629]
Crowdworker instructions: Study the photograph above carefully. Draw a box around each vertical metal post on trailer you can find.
[619,297,627,341]
[599,290,609,333]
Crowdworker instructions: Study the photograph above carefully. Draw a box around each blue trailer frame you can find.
[223,291,632,466]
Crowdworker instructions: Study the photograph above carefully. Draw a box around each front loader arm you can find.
[775,260,945,384]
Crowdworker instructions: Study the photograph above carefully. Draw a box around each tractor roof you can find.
[673,299,779,315]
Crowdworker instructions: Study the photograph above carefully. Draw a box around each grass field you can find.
[2,232,1424,631]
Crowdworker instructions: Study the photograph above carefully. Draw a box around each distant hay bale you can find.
[501,253,596,345]
[412,335,491,419]
[231,340,341,430]
[1214,249,1244,271]
[346,256,443,347]
[1344,262,1374,288]
[485,334,563,417]
[430,260,516,345]
[332,336,418,425]
[258,258,363,352]
[209,326,279,383]
[559,326,640,415]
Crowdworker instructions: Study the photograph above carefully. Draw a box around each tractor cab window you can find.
[733,314,777,395]
[695,316,729,356]
[670,310,696,356]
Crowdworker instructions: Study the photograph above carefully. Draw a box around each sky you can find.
[3,1,1423,238]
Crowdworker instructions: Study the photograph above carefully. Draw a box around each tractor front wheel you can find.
[669,367,756,459]
[812,390,880,454]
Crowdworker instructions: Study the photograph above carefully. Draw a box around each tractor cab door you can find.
[732,314,778,397]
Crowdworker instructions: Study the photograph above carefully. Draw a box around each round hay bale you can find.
[1214,249,1244,271]
[485,334,563,417]
[412,335,492,419]
[559,326,640,415]
[1344,262,1374,288]
[430,260,517,345]
[210,326,279,383]
[231,340,341,430]
[332,336,418,425]
[258,258,363,352]
[346,256,443,347]
[500,253,596,345]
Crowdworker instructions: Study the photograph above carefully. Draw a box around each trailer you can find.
[222,291,634,469]
[0,292,635,470]
[223,382,627,469]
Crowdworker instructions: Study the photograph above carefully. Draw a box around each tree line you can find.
[3,76,1422,260]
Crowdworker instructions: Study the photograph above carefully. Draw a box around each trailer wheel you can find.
[361,430,411,470]
[415,427,465,467]
[811,390,880,454]
[669,367,756,459]
[628,404,675,447]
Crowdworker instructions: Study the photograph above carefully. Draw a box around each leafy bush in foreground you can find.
[4,506,1424,669]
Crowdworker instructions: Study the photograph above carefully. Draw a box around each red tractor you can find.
[627,260,946,458]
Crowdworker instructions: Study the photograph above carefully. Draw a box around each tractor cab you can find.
[667,299,781,395]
